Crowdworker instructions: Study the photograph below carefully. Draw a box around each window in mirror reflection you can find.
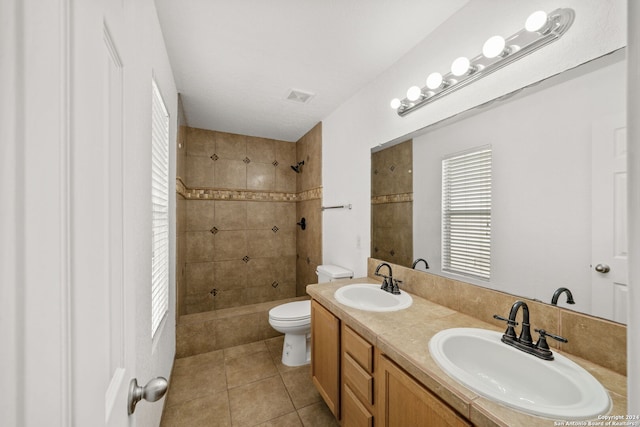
[442,146,492,280]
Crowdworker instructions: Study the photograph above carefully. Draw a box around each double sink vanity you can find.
[306,261,627,427]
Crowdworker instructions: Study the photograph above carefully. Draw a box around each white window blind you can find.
[442,146,492,280]
[151,79,169,338]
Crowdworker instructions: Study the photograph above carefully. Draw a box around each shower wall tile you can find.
[215,159,247,189]
[296,198,322,296]
[296,122,322,193]
[186,231,215,262]
[246,201,277,229]
[246,137,275,163]
[216,132,246,160]
[214,230,247,261]
[247,162,276,191]
[186,200,215,231]
[276,229,297,257]
[179,124,321,314]
[185,262,215,295]
[184,293,215,314]
[176,194,187,316]
[176,125,187,182]
[274,140,296,193]
[213,260,248,291]
[247,230,278,258]
[274,202,297,227]
[185,155,215,188]
[186,127,216,156]
[215,201,247,230]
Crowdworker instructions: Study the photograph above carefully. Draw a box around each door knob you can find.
[128,377,168,415]
[594,264,611,273]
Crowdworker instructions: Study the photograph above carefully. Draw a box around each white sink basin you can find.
[428,328,611,420]
[334,283,412,312]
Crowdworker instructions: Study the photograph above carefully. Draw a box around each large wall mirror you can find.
[371,50,627,324]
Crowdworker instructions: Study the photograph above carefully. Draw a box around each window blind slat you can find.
[151,78,170,338]
[442,147,492,280]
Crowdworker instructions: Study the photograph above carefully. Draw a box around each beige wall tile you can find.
[185,262,215,295]
[186,200,215,231]
[215,132,246,160]
[247,229,278,258]
[247,201,277,229]
[561,310,626,375]
[275,164,296,192]
[185,231,215,262]
[246,136,275,163]
[185,155,215,188]
[214,201,247,230]
[186,127,216,157]
[213,260,248,290]
[214,159,246,189]
[214,230,247,261]
[247,162,276,191]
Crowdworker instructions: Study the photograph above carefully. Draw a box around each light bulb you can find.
[483,35,506,59]
[451,57,471,77]
[406,86,422,102]
[390,98,401,109]
[525,10,548,32]
[426,72,443,90]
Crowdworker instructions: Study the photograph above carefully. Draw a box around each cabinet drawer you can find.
[343,353,374,405]
[343,326,373,373]
[343,384,373,427]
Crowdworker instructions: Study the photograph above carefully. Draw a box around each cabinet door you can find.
[311,300,341,417]
[378,355,471,427]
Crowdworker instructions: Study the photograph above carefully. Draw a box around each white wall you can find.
[322,0,626,277]
[413,57,625,314]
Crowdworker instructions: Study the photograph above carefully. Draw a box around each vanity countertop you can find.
[307,277,628,427]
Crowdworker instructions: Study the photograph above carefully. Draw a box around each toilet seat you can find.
[269,300,311,322]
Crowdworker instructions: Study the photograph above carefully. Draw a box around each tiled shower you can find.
[175,116,322,357]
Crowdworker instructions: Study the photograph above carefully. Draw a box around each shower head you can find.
[291,160,305,173]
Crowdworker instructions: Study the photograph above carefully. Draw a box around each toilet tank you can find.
[316,264,353,283]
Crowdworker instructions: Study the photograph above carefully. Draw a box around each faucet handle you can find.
[534,329,568,350]
[493,314,518,339]
[391,279,402,295]
[493,314,518,325]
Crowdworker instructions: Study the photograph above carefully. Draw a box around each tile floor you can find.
[161,335,340,427]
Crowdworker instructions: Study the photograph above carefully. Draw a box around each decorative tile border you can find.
[296,187,322,202]
[371,192,413,204]
[176,178,322,203]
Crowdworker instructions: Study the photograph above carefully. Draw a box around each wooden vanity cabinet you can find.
[311,298,471,427]
[341,325,375,427]
[311,300,341,417]
[378,355,471,427]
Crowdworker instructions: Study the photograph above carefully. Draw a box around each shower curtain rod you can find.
[321,204,352,211]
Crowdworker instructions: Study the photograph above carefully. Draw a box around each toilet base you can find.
[281,332,311,367]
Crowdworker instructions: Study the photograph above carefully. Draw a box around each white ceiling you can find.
[154,1,469,142]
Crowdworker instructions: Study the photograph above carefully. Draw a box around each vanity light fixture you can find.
[391,8,574,117]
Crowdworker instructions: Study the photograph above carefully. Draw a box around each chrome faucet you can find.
[494,300,568,360]
[411,258,429,270]
[551,287,575,305]
[374,262,401,295]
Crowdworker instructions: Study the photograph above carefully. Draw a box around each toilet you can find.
[268,264,353,366]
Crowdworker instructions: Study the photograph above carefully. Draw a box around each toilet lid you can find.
[269,300,311,321]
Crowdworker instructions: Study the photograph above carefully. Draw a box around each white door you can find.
[591,113,628,323]
[72,1,137,426]
[0,1,172,426]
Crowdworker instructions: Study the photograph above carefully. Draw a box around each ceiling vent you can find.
[285,89,315,104]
